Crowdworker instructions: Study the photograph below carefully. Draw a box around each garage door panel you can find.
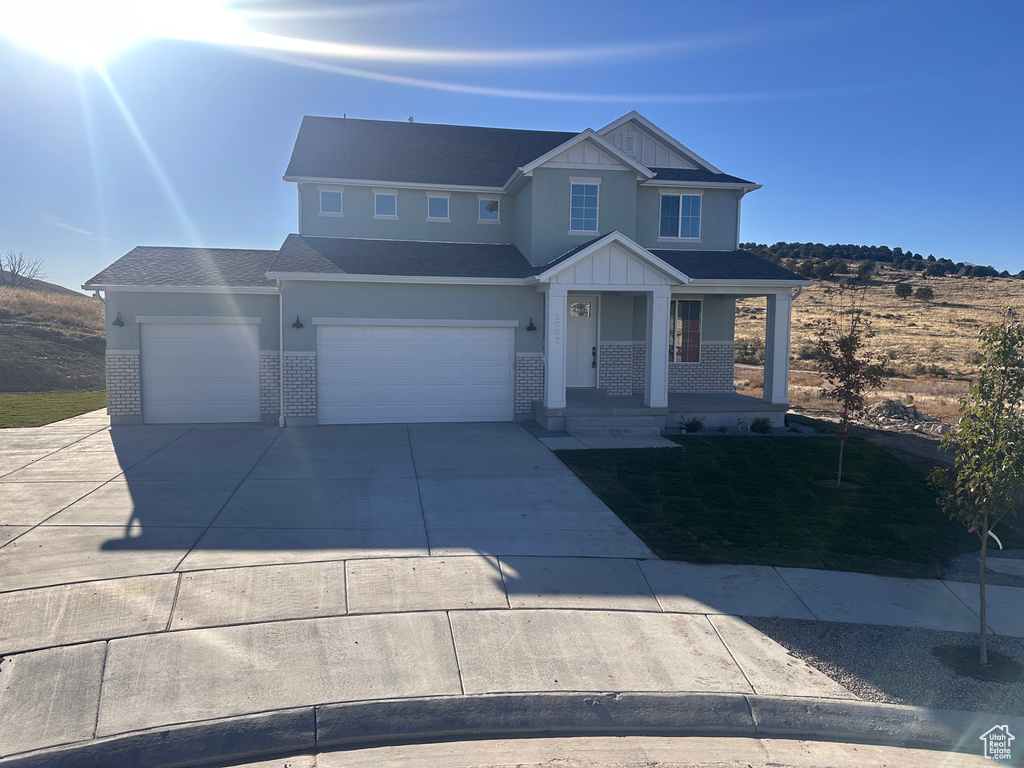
[317,323,514,424]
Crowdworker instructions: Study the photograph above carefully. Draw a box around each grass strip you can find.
[0,391,106,428]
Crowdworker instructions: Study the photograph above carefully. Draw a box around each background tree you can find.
[915,286,935,302]
[815,284,884,486]
[929,310,1024,665]
[857,259,876,281]
[0,251,46,288]
[894,283,912,300]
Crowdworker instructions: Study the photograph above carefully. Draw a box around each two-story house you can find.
[84,111,808,431]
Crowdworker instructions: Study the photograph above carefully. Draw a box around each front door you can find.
[566,295,598,388]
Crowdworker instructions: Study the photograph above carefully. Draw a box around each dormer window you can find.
[478,197,500,223]
[659,192,701,240]
[374,191,398,219]
[318,187,343,216]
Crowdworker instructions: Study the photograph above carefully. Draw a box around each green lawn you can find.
[0,392,106,428]
[555,436,1023,578]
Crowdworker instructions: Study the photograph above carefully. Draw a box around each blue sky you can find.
[1,0,1022,291]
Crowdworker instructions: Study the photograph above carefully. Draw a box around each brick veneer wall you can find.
[259,352,280,417]
[597,342,636,396]
[106,350,141,417]
[668,343,735,393]
[282,352,316,418]
[515,353,544,414]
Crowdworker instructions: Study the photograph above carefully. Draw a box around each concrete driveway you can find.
[0,415,651,592]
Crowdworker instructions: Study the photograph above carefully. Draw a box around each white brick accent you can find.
[259,352,280,417]
[668,343,735,393]
[106,350,141,417]
[597,342,636,396]
[282,352,316,418]
[515,353,544,414]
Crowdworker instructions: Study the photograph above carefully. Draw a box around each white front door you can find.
[566,295,598,388]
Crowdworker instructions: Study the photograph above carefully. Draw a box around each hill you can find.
[0,286,105,392]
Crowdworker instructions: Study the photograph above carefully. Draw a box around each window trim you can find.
[668,298,702,364]
[477,195,501,224]
[317,186,344,217]
[569,177,600,235]
[658,191,702,241]
[426,193,450,222]
[373,190,398,219]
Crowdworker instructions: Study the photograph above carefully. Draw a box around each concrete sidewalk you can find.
[1,411,1021,767]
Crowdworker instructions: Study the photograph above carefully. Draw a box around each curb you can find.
[2,692,1022,768]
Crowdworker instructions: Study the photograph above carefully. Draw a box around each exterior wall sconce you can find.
[526,318,536,331]
[112,312,125,327]
[291,314,304,329]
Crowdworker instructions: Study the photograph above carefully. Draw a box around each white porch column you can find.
[644,286,671,408]
[763,291,793,404]
[543,285,568,409]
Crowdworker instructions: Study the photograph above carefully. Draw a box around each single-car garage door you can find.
[317,323,514,424]
[140,321,260,424]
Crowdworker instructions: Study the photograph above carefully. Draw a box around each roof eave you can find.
[82,284,279,294]
[265,272,528,285]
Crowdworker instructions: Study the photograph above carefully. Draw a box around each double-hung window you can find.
[569,179,599,233]
[660,193,701,239]
[669,300,701,363]
[318,188,343,216]
[374,191,398,219]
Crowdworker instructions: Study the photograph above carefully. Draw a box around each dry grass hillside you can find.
[0,286,106,392]
[735,267,1024,424]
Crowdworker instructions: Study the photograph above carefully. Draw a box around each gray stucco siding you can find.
[103,291,280,351]
[596,293,636,342]
[528,167,637,266]
[298,183,514,243]
[512,181,533,263]
[635,186,740,252]
[280,280,544,353]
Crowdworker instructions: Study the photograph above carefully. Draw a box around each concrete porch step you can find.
[565,415,662,438]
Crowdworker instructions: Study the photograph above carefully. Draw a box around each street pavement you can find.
[0,411,1021,767]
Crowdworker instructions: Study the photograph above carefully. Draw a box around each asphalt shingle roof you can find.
[83,247,278,288]
[285,117,578,187]
[649,168,755,185]
[649,249,806,281]
[269,235,537,279]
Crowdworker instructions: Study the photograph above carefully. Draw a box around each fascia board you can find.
[266,272,527,285]
[517,130,653,179]
[644,180,763,192]
[535,232,692,285]
[283,175,505,194]
[82,284,279,294]
[599,110,724,175]
[683,279,812,290]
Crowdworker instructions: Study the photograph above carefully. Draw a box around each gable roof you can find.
[83,247,278,289]
[284,117,577,187]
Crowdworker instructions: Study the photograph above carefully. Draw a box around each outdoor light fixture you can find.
[526,318,536,331]
[291,314,304,329]
[112,312,124,327]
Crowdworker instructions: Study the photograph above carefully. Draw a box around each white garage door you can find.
[317,323,514,424]
[140,322,260,424]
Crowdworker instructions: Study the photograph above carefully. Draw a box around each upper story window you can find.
[319,188,343,216]
[569,179,599,233]
[478,197,500,223]
[374,191,398,219]
[669,299,701,363]
[427,194,450,221]
[660,193,701,239]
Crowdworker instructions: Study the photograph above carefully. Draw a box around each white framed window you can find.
[660,192,701,239]
[669,299,701,363]
[569,178,599,233]
[478,196,500,223]
[318,187,343,216]
[427,193,450,221]
[374,191,398,219]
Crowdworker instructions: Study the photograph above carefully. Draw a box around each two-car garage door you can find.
[316,323,514,424]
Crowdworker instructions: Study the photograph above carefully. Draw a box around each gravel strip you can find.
[745,617,1024,716]
[943,548,1024,588]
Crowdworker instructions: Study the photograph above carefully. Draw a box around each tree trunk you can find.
[979,511,989,666]
[836,437,846,488]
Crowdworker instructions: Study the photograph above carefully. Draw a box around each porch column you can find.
[763,291,793,404]
[644,286,671,407]
[543,285,568,409]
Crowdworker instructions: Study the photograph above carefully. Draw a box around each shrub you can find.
[915,286,935,302]
[680,416,704,433]
[894,283,912,299]
[750,417,773,434]
[735,337,765,365]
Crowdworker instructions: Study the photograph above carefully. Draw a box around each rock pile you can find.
[864,399,950,435]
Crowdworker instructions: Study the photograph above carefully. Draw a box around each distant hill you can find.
[0,270,86,296]
[0,285,105,392]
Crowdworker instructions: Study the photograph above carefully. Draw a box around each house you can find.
[84,111,808,432]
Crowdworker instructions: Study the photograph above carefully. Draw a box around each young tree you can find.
[894,283,912,300]
[0,251,46,288]
[929,310,1024,665]
[815,284,884,486]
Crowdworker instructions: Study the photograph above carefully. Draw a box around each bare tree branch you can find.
[0,251,47,288]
